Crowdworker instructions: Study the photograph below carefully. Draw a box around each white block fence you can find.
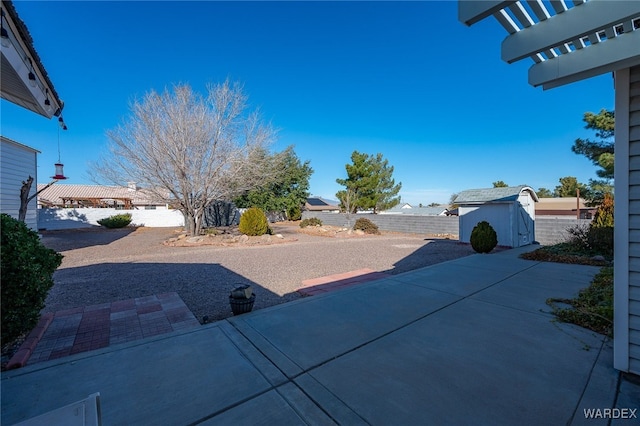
[38,208,184,230]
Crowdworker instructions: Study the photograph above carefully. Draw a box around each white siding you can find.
[459,203,513,247]
[0,138,38,230]
[629,65,640,374]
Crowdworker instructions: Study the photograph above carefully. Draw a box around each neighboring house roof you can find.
[454,186,539,204]
[37,184,166,207]
[305,197,340,211]
[536,197,590,211]
[1,0,64,118]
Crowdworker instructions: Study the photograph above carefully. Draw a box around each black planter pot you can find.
[229,294,256,315]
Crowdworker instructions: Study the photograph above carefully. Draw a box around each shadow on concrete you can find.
[46,262,301,324]
[390,238,476,274]
[40,227,137,251]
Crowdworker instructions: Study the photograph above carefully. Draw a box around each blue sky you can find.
[2,1,614,205]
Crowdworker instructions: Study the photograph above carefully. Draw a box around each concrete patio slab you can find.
[471,262,601,316]
[1,324,284,425]
[2,245,634,426]
[199,383,336,425]
[229,279,461,374]
[303,298,607,425]
[389,262,520,297]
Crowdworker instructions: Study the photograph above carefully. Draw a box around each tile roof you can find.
[37,184,166,206]
[454,186,538,204]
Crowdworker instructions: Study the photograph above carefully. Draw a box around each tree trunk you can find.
[18,176,34,223]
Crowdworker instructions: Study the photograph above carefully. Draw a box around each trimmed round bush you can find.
[470,221,498,253]
[300,217,322,228]
[97,213,132,229]
[1,214,63,343]
[239,207,269,236]
[353,217,380,235]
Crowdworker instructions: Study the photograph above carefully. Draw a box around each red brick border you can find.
[6,313,54,370]
[298,268,391,296]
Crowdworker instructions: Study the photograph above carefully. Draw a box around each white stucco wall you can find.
[38,207,184,230]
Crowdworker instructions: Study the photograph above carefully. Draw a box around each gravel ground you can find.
[40,223,477,323]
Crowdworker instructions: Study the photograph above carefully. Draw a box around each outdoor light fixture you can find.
[28,58,36,87]
[44,89,52,112]
[0,9,9,48]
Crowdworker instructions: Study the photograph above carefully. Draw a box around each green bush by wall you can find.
[1,214,63,343]
[470,221,498,253]
[97,213,132,229]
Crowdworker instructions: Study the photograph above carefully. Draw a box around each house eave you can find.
[1,0,64,118]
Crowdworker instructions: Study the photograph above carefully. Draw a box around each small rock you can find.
[275,233,284,239]
[239,235,249,243]
[177,234,187,240]
[355,229,365,235]
[591,255,606,262]
[261,234,272,242]
[186,236,203,243]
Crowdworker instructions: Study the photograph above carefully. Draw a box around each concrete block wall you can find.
[302,212,591,246]
[534,217,592,245]
[301,212,459,236]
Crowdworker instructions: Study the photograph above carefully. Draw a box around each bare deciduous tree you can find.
[93,81,277,236]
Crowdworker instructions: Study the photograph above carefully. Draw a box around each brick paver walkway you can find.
[298,268,392,296]
[27,293,199,366]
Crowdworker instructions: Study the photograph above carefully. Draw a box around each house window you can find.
[145,205,156,210]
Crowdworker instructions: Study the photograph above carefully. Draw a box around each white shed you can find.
[0,136,40,230]
[454,186,538,248]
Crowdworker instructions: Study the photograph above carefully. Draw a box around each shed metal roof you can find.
[454,185,538,204]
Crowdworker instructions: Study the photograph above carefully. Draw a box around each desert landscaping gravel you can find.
[40,223,477,323]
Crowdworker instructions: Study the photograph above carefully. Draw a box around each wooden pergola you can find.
[459,0,640,374]
[59,197,134,209]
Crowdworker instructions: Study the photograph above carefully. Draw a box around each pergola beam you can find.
[529,29,640,89]
[459,0,516,26]
[502,0,640,63]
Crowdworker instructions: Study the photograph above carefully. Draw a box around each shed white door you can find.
[517,201,534,246]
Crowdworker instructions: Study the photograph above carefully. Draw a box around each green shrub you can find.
[587,227,614,256]
[239,207,269,236]
[1,214,63,343]
[300,217,322,228]
[353,217,380,235]
[97,213,132,228]
[287,205,302,221]
[470,221,498,253]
